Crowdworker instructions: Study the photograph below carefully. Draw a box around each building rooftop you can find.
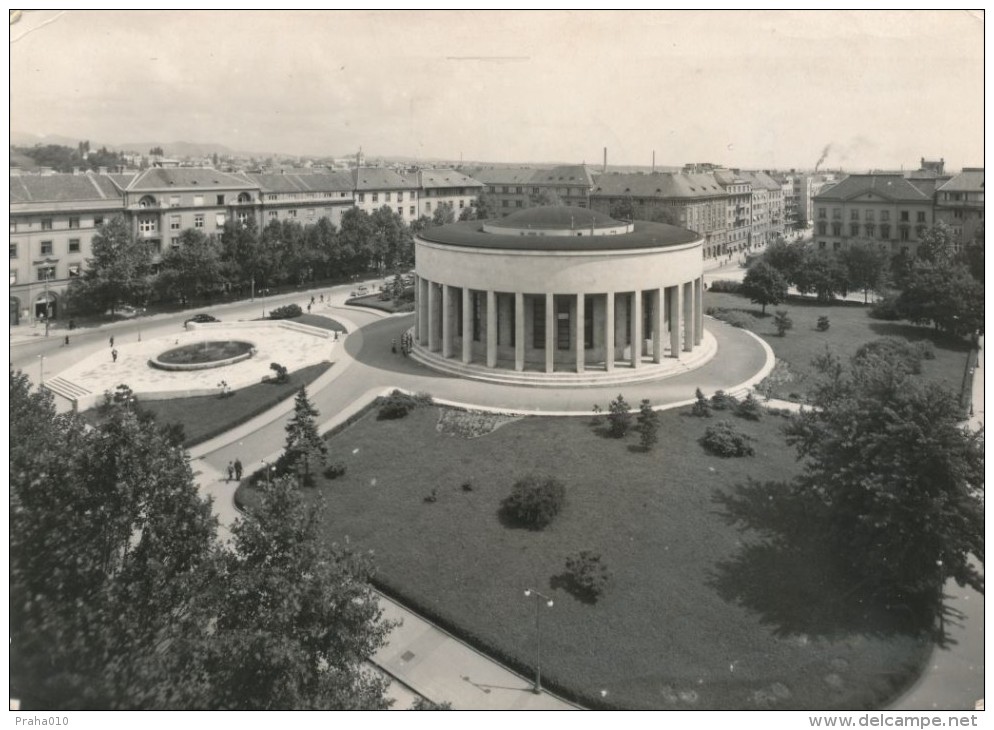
[814,174,932,203]
[9,172,124,204]
[937,169,984,193]
[463,167,541,186]
[244,171,354,194]
[417,169,484,189]
[354,167,418,191]
[591,171,726,198]
[128,167,256,191]
[417,206,699,252]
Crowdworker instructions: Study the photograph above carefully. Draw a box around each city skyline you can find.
[9,9,985,170]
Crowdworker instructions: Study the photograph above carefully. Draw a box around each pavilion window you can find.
[585,296,594,349]
[556,298,570,350]
[472,291,482,342]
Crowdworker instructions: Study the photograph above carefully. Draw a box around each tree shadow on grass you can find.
[867,322,972,352]
[495,504,548,532]
[709,479,934,641]
[549,572,599,605]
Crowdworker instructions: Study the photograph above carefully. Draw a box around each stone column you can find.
[682,281,693,353]
[695,276,704,346]
[486,289,497,368]
[545,292,555,373]
[574,292,584,373]
[414,274,422,341]
[427,281,439,352]
[669,285,681,359]
[651,288,664,363]
[417,277,429,346]
[442,284,453,358]
[630,290,642,369]
[604,293,615,371]
[515,292,525,371]
[461,287,472,364]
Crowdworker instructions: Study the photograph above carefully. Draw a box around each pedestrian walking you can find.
[109,335,114,347]
[391,338,397,354]
[307,303,312,314]
[64,335,70,346]
[227,462,234,482]
[310,296,315,306]
[234,459,243,481]
[319,294,324,303]
[111,348,118,363]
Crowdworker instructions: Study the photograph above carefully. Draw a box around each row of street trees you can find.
[740,223,983,338]
[10,372,391,709]
[67,205,420,315]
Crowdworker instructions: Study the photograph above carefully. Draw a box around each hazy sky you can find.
[9,9,985,170]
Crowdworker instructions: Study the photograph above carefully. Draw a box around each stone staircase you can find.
[42,376,92,406]
[409,335,717,388]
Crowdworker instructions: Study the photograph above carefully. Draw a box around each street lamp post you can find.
[38,354,45,386]
[523,588,554,694]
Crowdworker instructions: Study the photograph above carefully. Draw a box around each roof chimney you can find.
[603,147,607,174]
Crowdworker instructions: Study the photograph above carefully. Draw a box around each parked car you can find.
[184,313,219,325]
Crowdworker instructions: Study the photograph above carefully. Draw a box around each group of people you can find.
[226,459,244,482]
[392,332,414,357]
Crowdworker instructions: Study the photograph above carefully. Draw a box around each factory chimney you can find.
[603,147,607,173]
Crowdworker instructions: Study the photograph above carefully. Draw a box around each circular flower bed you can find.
[150,340,255,371]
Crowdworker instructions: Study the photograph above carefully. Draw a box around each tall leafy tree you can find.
[431,202,456,226]
[281,386,328,486]
[68,214,151,314]
[840,240,891,303]
[204,477,393,709]
[916,222,956,265]
[783,351,984,617]
[471,191,500,220]
[370,205,413,272]
[156,228,226,302]
[896,261,984,338]
[338,207,376,274]
[219,217,267,288]
[761,239,805,285]
[793,249,848,302]
[10,372,219,709]
[741,260,788,314]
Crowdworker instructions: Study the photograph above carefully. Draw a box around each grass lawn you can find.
[704,291,972,402]
[238,405,929,710]
[293,313,347,332]
[88,362,332,447]
[345,292,414,313]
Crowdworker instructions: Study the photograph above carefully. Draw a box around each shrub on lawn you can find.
[322,461,347,480]
[709,308,757,329]
[562,550,610,602]
[700,420,755,457]
[816,316,830,332]
[734,393,763,421]
[607,394,633,438]
[773,310,793,336]
[710,390,739,411]
[376,390,423,419]
[499,475,566,529]
[268,303,303,320]
[914,340,936,360]
[269,362,289,384]
[691,388,712,417]
[708,279,742,294]
[853,337,923,375]
[869,295,903,321]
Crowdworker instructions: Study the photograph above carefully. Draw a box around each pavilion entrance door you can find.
[555,298,570,350]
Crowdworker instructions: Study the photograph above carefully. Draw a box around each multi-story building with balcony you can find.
[10,172,125,325]
[811,174,934,257]
[588,172,729,260]
[934,168,984,250]
[413,169,484,219]
[463,164,595,214]
[713,170,752,253]
[353,167,420,224]
[246,171,355,228]
[123,168,262,261]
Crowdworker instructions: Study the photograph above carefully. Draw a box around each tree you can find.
[793,249,848,302]
[156,228,226,303]
[470,191,499,221]
[607,394,632,438]
[783,353,984,616]
[841,241,891,303]
[773,310,793,336]
[529,188,562,207]
[282,386,328,486]
[67,214,151,314]
[10,371,219,709]
[337,208,376,275]
[917,222,956,265]
[761,239,805,284]
[691,388,712,417]
[149,146,164,156]
[636,399,659,451]
[896,261,984,338]
[430,202,455,227]
[958,222,984,285]
[741,260,788,314]
[206,477,392,709]
[370,206,413,272]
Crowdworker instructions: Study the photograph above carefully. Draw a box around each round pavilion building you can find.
[412,206,710,384]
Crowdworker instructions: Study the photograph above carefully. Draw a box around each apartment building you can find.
[246,171,354,228]
[414,168,484,219]
[933,168,984,249]
[713,170,752,253]
[465,164,595,214]
[353,167,420,224]
[9,173,127,325]
[811,174,933,256]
